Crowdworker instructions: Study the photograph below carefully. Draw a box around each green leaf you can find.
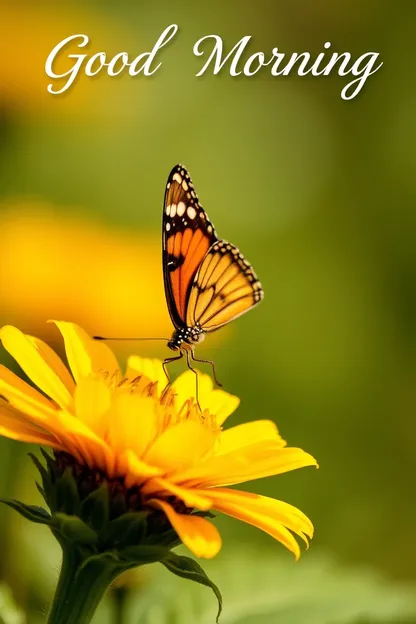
[119,545,169,565]
[105,511,148,547]
[52,513,98,546]
[162,552,223,623]
[81,482,109,533]
[0,498,52,525]
[128,550,416,624]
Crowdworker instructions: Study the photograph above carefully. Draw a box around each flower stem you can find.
[113,585,128,624]
[47,545,119,624]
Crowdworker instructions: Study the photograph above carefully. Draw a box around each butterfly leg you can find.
[190,352,223,387]
[162,352,184,397]
[185,349,203,413]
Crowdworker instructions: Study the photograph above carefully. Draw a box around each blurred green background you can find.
[1,1,415,623]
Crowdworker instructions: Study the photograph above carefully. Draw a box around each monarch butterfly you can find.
[162,164,264,386]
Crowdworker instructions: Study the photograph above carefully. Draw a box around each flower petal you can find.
[145,420,217,471]
[200,488,313,543]
[204,389,240,426]
[174,445,317,487]
[108,394,157,458]
[0,364,55,408]
[172,371,239,423]
[127,356,167,396]
[150,499,222,558]
[143,477,212,510]
[123,450,164,487]
[172,370,214,407]
[26,335,75,394]
[74,375,111,437]
[206,494,302,559]
[218,420,286,455]
[0,325,72,408]
[50,321,120,382]
[0,400,61,447]
[0,369,61,431]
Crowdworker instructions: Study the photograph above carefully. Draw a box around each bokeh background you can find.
[1,1,415,623]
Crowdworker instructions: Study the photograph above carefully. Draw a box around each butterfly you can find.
[162,164,264,386]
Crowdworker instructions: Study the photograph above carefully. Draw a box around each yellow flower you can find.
[0,322,317,560]
[0,204,169,344]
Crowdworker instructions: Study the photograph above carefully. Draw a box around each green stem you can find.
[47,544,119,624]
[113,585,128,624]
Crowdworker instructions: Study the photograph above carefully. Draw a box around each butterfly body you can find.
[162,164,263,382]
[167,326,205,351]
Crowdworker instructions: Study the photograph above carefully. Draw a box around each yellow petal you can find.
[0,370,60,431]
[208,496,301,559]
[143,477,212,510]
[108,394,157,458]
[174,445,317,487]
[201,488,313,542]
[50,321,120,382]
[26,335,75,394]
[204,389,240,426]
[127,356,167,396]
[0,400,61,448]
[218,420,286,455]
[171,370,239,424]
[0,325,72,408]
[74,376,111,437]
[0,364,55,408]
[123,450,164,487]
[171,371,213,410]
[150,499,221,558]
[144,420,216,471]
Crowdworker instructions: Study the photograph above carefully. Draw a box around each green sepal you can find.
[35,481,47,504]
[146,527,180,549]
[29,452,49,486]
[162,552,223,622]
[55,468,81,515]
[119,545,170,565]
[0,498,52,525]
[105,511,148,548]
[81,482,109,533]
[52,512,98,546]
[40,447,56,478]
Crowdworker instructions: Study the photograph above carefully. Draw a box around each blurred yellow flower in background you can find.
[0,202,170,346]
[0,4,129,118]
[0,322,317,560]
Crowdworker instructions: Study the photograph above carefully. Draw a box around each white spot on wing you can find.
[173,173,182,184]
[182,180,189,191]
[166,222,171,231]
[165,205,171,216]
[187,206,197,219]
[170,203,177,217]
[177,201,186,217]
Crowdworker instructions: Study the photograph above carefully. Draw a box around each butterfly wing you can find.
[163,165,218,329]
[186,240,264,331]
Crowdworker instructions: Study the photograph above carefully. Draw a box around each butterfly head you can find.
[167,326,205,352]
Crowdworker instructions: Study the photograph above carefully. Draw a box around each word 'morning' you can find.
[194,37,382,100]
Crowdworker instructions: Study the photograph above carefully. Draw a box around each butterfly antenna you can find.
[94,336,170,341]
